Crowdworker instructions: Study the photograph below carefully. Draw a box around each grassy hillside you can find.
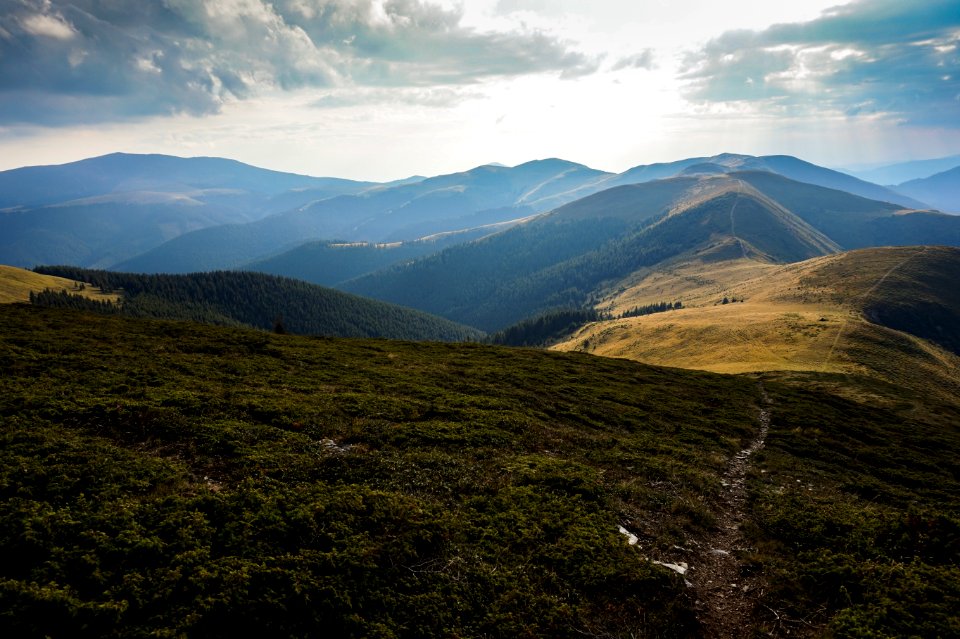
[0,265,117,304]
[1,306,957,637]
[554,247,960,404]
[32,267,482,342]
[0,305,756,638]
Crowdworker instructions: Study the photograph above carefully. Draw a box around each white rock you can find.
[618,525,639,545]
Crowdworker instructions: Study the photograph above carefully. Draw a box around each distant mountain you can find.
[0,154,377,269]
[1,151,937,273]
[893,166,960,213]
[116,159,611,273]
[342,171,960,332]
[243,224,515,287]
[0,152,371,210]
[846,155,960,185]
[533,153,928,211]
[31,267,483,342]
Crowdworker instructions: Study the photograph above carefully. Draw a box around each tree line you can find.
[31,267,483,342]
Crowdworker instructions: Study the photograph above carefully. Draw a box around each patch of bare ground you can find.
[649,382,773,638]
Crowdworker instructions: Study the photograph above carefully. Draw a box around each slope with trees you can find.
[31,267,482,342]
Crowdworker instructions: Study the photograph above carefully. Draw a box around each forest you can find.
[31,267,482,342]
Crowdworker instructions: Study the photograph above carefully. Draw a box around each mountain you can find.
[29,267,483,342]
[115,159,611,273]
[342,174,844,331]
[2,302,958,638]
[846,154,960,185]
[3,151,930,273]
[0,153,371,210]
[0,154,377,268]
[243,223,517,287]
[894,166,960,213]
[731,170,960,248]
[532,153,928,211]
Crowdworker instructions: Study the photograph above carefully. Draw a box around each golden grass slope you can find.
[553,246,960,402]
[0,265,118,304]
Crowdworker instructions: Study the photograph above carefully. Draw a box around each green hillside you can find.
[0,306,957,637]
[31,267,482,342]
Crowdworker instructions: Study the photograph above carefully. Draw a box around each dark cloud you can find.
[0,0,598,125]
[681,0,960,127]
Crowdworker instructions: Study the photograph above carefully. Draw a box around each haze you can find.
[1,0,958,180]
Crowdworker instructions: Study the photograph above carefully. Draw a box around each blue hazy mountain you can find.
[532,153,929,211]
[846,155,960,186]
[0,153,378,268]
[894,166,960,214]
[115,159,611,273]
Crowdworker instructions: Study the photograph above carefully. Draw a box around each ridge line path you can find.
[730,181,748,259]
[821,246,929,371]
[691,381,771,638]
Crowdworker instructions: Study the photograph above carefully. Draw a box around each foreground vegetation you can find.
[0,305,957,637]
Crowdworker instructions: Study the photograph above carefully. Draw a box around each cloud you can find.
[0,0,599,125]
[612,50,655,71]
[681,0,960,127]
[311,85,482,109]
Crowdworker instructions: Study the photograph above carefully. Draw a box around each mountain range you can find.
[3,151,955,274]
[341,171,960,331]
[845,154,960,185]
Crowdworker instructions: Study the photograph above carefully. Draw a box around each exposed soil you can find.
[687,382,771,638]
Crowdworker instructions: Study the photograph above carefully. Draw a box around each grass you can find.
[0,304,761,638]
[554,248,960,403]
[0,265,118,304]
[743,376,960,637]
[2,304,957,637]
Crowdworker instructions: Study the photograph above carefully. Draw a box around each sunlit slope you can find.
[553,247,960,400]
[0,264,117,304]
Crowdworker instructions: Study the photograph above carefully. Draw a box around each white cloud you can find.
[20,12,74,39]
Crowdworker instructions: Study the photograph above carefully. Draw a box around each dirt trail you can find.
[691,382,771,638]
[729,181,748,259]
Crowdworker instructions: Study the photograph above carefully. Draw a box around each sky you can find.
[0,0,958,180]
